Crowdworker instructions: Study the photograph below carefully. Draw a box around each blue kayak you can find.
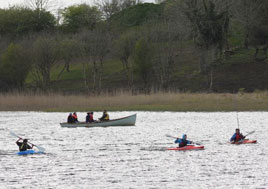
[16,150,44,155]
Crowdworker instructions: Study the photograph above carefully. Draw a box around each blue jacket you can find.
[230,133,244,142]
[175,134,192,147]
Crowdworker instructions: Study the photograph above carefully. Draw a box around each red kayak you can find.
[231,139,257,144]
[166,145,204,151]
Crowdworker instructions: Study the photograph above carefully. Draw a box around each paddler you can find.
[175,134,193,147]
[16,138,34,152]
[99,110,109,121]
[230,128,245,142]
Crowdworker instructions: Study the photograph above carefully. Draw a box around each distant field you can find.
[1,92,268,112]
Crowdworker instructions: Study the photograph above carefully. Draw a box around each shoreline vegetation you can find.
[1,92,268,112]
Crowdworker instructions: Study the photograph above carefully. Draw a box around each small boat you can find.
[60,114,136,128]
[231,139,257,144]
[16,150,44,155]
[166,145,205,151]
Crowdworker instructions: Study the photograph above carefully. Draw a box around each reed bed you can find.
[1,92,268,112]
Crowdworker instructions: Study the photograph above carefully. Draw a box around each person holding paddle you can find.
[230,128,245,142]
[175,134,193,148]
[16,138,34,152]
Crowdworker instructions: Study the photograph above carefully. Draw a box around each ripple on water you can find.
[0,111,267,188]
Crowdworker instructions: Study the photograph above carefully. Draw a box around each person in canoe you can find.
[86,112,95,123]
[16,138,34,152]
[175,134,193,147]
[68,113,75,123]
[99,110,109,121]
[72,112,78,122]
[230,128,245,142]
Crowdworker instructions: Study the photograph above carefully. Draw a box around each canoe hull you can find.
[231,139,257,144]
[17,150,44,155]
[60,114,136,128]
[166,145,204,151]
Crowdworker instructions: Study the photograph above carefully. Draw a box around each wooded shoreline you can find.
[1,92,268,112]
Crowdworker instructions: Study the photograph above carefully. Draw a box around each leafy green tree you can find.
[247,1,268,59]
[61,4,102,33]
[183,0,230,91]
[109,3,164,29]
[0,7,55,38]
[133,38,153,91]
[0,43,32,90]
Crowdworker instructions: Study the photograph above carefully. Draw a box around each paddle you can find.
[165,134,201,145]
[10,131,45,152]
[244,130,255,137]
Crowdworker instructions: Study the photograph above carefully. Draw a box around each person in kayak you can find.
[175,134,193,147]
[68,113,75,123]
[230,128,245,142]
[16,138,34,152]
[99,110,109,121]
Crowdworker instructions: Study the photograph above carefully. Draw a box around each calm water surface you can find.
[0,111,267,189]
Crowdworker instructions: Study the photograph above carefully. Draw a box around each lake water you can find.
[0,111,267,189]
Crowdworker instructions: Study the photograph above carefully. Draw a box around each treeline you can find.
[0,0,268,94]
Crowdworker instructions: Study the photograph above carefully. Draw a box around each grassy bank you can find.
[1,92,268,112]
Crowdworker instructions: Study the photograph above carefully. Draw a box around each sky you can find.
[0,0,155,10]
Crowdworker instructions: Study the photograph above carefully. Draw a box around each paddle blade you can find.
[35,145,45,152]
[10,131,19,138]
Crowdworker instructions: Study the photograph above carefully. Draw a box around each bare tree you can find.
[114,31,137,91]
[57,37,80,80]
[95,0,138,19]
[32,35,59,89]
[79,27,110,94]
[24,0,50,10]
[148,18,185,92]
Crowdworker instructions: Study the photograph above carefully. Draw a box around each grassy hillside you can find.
[24,46,267,94]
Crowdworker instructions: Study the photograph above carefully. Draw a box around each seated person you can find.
[175,134,193,147]
[16,138,34,152]
[72,112,78,122]
[89,112,95,122]
[68,113,74,123]
[99,110,109,121]
[86,112,90,123]
[230,128,245,142]
[86,112,95,123]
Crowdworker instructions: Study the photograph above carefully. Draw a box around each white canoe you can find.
[60,114,136,128]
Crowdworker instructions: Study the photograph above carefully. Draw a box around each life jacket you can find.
[20,143,28,151]
[89,114,93,121]
[235,133,243,141]
[104,113,109,120]
[72,114,78,121]
[20,144,25,151]
[179,139,187,147]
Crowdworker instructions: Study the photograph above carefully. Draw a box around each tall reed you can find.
[0,92,268,111]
